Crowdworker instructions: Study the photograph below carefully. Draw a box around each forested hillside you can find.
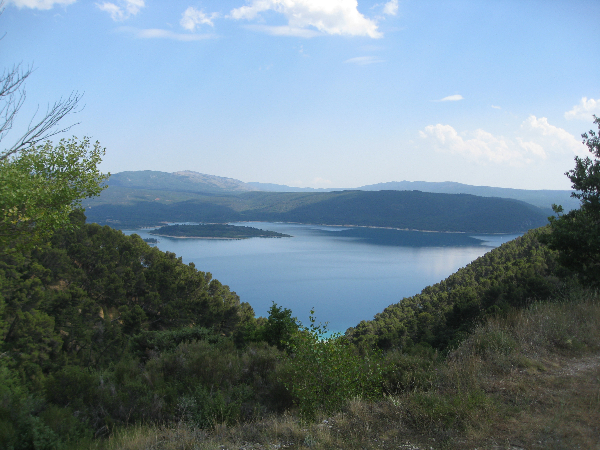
[347,228,563,350]
[0,211,568,448]
[85,189,549,233]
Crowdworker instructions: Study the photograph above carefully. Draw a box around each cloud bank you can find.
[420,116,584,166]
[97,0,144,21]
[564,97,600,121]
[8,0,76,9]
[229,0,382,38]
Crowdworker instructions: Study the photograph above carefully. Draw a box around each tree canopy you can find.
[0,138,108,251]
[0,60,108,252]
[544,116,600,286]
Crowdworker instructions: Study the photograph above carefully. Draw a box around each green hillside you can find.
[346,227,562,351]
[85,189,549,233]
[2,212,595,450]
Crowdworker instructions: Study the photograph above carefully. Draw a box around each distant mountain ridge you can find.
[249,180,578,211]
[86,189,550,234]
[105,170,577,211]
[108,170,259,194]
[358,181,579,211]
[86,170,575,233]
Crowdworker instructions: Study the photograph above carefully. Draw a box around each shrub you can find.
[278,311,383,419]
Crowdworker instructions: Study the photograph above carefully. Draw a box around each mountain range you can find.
[104,170,578,211]
[83,171,558,234]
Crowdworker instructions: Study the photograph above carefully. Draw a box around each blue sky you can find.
[2,0,599,189]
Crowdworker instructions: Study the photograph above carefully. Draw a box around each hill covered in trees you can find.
[346,227,562,351]
[90,169,577,211]
[2,211,594,449]
[85,189,549,233]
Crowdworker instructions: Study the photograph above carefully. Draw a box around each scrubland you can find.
[90,289,600,450]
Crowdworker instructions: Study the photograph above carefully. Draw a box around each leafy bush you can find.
[278,311,383,419]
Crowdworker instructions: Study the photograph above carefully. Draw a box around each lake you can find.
[124,222,521,333]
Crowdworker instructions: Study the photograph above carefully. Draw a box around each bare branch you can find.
[1,10,84,160]
[1,91,83,160]
[0,63,33,148]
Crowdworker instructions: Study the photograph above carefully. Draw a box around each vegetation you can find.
[94,169,580,211]
[0,59,108,253]
[38,289,600,450]
[149,224,291,239]
[1,59,597,448]
[1,209,589,449]
[0,138,108,252]
[543,116,600,287]
[346,227,563,351]
[85,189,549,233]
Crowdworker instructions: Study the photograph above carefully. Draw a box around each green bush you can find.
[278,311,383,419]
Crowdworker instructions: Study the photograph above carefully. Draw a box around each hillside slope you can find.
[99,170,577,211]
[347,227,561,350]
[85,189,549,233]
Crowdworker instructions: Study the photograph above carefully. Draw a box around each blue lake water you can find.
[124,223,521,333]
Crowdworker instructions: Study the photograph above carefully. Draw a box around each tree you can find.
[0,60,107,251]
[261,302,299,351]
[1,63,82,161]
[0,137,108,251]
[544,116,600,286]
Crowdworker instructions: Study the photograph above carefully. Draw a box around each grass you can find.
[87,289,600,450]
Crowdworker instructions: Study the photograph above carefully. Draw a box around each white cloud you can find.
[491,105,501,109]
[180,6,219,31]
[420,116,584,166]
[420,124,526,165]
[437,94,463,102]
[97,0,144,21]
[8,0,76,9]
[118,27,215,41]
[244,24,322,38]
[344,55,384,65]
[229,0,382,39]
[521,115,585,155]
[382,0,398,16]
[564,97,600,121]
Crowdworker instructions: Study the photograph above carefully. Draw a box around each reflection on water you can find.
[124,222,521,333]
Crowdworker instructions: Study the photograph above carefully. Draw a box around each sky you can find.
[2,0,599,190]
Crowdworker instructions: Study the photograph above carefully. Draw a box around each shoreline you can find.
[148,233,289,240]
[128,221,523,236]
[149,234,245,240]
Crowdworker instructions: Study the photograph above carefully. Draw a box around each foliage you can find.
[347,228,562,351]
[149,224,291,239]
[278,311,382,419]
[259,302,299,351]
[85,189,549,233]
[0,138,108,251]
[543,116,600,287]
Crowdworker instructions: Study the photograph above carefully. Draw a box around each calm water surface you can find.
[124,223,521,333]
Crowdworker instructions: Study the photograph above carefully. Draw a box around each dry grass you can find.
[91,291,600,450]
